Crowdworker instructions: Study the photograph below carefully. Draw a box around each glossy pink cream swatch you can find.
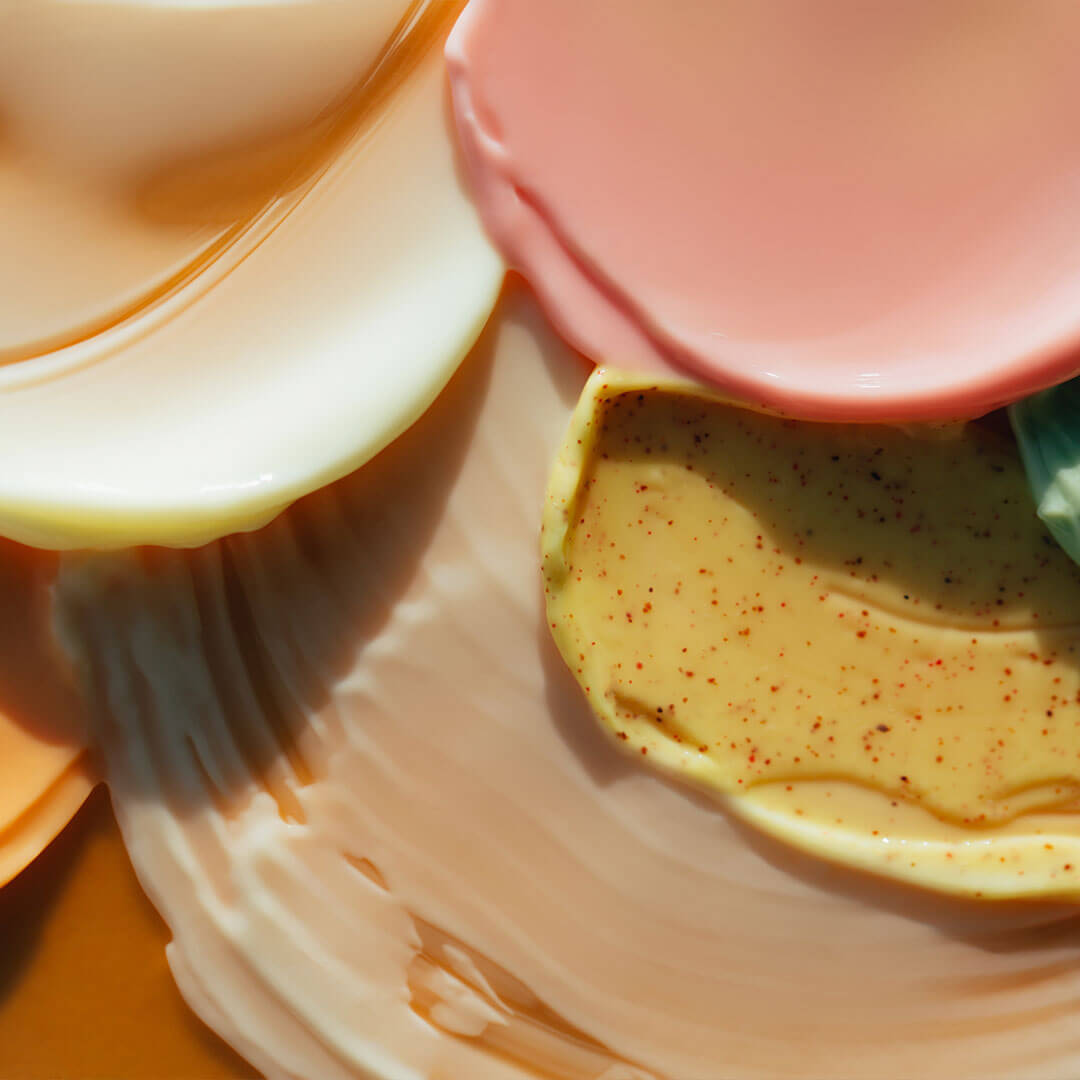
[448,0,1080,420]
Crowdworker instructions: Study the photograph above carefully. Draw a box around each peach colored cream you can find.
[53,288,1080,1080]
[448,0,1080,421]
[0,0,413,363]
[0,541,92,887]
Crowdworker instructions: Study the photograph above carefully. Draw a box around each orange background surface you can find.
[0,786,256,1079]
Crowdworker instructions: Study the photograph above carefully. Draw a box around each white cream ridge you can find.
[0,0,502,549]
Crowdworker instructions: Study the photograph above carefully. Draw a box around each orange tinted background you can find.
[0,786,257,1079]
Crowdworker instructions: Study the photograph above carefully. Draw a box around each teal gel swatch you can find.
[1011,377,1080,567]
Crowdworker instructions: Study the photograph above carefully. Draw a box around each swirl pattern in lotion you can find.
[544,372,1080,897]
[0,0,502,550]
[1,0,407,361]
[448,0,1080,421]
[54,288,1080,1080]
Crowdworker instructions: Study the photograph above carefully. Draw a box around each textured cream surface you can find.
[54,288,1080,1080]
[542,372,1080,895]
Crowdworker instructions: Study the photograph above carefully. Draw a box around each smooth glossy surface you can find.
[0,0,502,549]
[0,0,412,360]
[449,0,1080,420]
[1012,378,1080,570]
[0,540,91,887]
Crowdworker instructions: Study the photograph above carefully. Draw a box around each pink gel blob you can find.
[448,0,1080,420]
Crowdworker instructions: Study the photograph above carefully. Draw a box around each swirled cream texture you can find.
[0,0,502,549]
[448,0,1080,420]
[13,3,1080,1078]
[50,288,1080,1080]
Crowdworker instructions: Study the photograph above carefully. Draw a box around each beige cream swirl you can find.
[49,286,1080,1079]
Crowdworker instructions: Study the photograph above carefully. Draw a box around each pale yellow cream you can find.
[543,369,1080,895]
[0,0,502,550]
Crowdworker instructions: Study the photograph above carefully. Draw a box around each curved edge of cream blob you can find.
[446,0,1080,425]
[0,0,416,185]
[445,5,674,387]
[0,748,96,889]
[47,289,648,1080]
[733,789,1080,902]
[542,367,1080,902]
[0,30,504,551]
[52,288,1080,1080]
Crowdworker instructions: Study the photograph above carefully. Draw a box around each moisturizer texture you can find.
[1011,378,1080,570]
[0,540,92,887]
[544,370,1080,895]
[1,0,409,360]
[52,289,1080,1080]
[0,0,502,549]
[448,0,1080,420]
[0,721,92,889]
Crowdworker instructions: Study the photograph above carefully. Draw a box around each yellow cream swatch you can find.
[543,370,1080,896]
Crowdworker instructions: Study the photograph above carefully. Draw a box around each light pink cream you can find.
[447,0,1080,421]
